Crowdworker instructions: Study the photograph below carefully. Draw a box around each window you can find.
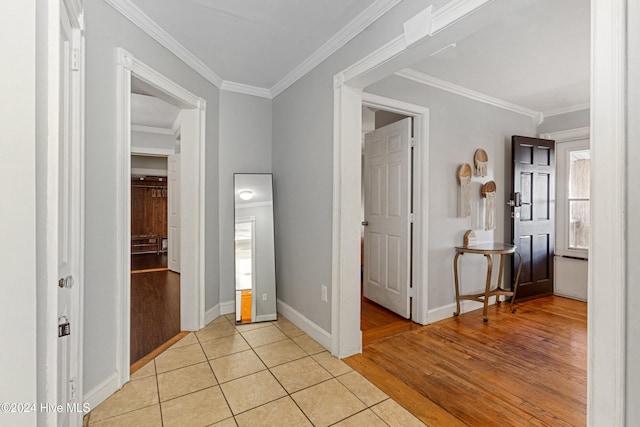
[556,138,590,258]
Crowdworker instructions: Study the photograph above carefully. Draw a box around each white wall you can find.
[131,130,175,152]
[83,0,220,395]
[538,109,590,134]
[219,91,272,305]
[0,2,38,425]
[626,0,640,422]
[367,75,536,309]
[131,155,168,176]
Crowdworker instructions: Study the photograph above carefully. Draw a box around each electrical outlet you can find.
[262,293,268,301]
[321,285,328,302]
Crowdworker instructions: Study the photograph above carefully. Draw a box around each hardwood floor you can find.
[346,296,587,426]
[130,269,180,364]
[131,252,167,272]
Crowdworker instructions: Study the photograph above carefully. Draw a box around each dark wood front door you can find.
[511,136,555,300]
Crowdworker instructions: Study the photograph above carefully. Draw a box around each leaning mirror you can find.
[234,173,277,324]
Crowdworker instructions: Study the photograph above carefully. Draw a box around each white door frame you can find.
[116,48,206,385]
[333,0,627,423]
[42,0,85,425]
[362,94,429,324]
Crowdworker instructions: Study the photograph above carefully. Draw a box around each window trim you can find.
[541,127,590,259]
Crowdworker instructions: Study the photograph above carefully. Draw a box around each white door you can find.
[363,118,412,318]
[168,154,181,272]
[57,2,83,425]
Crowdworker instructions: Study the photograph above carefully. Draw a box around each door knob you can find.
[361,221,369,226]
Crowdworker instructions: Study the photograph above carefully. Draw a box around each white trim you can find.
[256,314,278,322]
[271,0,403,98]
[83,372,120,411]
[331,0,492,359]
[540,126,590,142]
[204,304,220,325]
[221,81,272,99]
[543,103,590,118]
[362,93,430,326]
[220,300,235,315]
[116,48,206,387]
[277,299,332,351]
[426,300,485,324]
[131,146,174,157]
[104,0,223,87]
[588,0,627,424]
[396,68,540,119]
[431,0,492,35]
[131,124,172,135]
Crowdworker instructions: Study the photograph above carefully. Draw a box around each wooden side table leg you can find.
[483,254,493,322]
[453,252,462,316]
[510,250,523,313]
[495,253,505,304]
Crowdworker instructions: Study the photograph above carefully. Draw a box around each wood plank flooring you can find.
[346,296,587,426]
[130,255,180,364]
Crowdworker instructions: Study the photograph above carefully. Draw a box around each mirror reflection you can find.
[234,173,277,324]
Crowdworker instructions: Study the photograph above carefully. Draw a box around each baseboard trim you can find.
[256,313,277,322]
[426,300,486,324]
[220,300,235,315]
[84,372,120,411]
[204,304,220,325]
[277,299,331,350]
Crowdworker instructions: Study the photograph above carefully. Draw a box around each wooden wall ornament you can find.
[474,149,488,177]
[458,163,472,217]
[481,180,497,230]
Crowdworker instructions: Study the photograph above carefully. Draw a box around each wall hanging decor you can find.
[474,148,488,177]
[458,163,472,217]
[463,229,477,247]
[481,180,497,230]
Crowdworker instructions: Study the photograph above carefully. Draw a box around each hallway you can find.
[131,254,180,364]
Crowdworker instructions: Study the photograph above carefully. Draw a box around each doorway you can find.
[116,48,206,385]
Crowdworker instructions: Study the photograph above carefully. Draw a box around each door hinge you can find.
[70,378,77,400]
[409,213,415,223]
[410,137,416,148]
[71,48,80,71]
[408,287,415,298]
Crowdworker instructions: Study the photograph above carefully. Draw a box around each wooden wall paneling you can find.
[131,177,168,252]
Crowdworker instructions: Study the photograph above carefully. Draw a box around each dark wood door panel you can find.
[511,136,555,300]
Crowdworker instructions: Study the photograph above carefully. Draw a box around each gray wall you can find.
[131,155,168,176]
[84,0,220,394]
[367,75,536,308]
[537,109,590,134]
[627,0,640,422]
[219,91,272,304]
[272,0,532,332]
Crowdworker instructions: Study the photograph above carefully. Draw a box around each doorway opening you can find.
[116,48,206,386]
[360,106,418,344]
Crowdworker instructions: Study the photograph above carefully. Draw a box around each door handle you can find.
[506,192,521,207]
[361,221,369,226]
[58,276,74,289]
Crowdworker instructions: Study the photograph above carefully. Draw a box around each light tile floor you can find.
[85,314,425,426]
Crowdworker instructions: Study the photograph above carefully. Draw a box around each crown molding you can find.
[539,126,590,142]
[396,68,540,119]
[542,102,590,117]
[221,81,273,99]
[131,124,173,135]
[105,0,223,88]
[271,0,403,98]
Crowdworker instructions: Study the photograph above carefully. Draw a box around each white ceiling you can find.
[118,0,590,117]
[131,93,180,128]
[408,0,590,114]
[129,0,382,89]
